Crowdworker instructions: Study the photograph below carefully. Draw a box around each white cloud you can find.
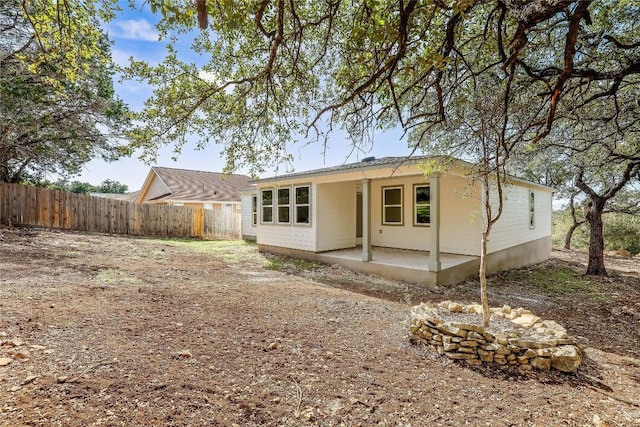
[113,19,159,42]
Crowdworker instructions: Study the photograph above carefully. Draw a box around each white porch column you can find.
[361,178,372,262]
[429,174,441,272]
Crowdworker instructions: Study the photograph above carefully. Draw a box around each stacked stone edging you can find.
[409,301,582,373]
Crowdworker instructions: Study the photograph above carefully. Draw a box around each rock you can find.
[443,343,460,352]
[174,350,192,359]
[550,345,581,373]
[451,323,485,334]
[0,357,12,366]
[479,352,493,363]
[437,324,468,338]
[56,376,69,383]
[511,313,541,328]
[446,352,478,360]
[531,357,551,371]
[460,340,479,348]
[449,302,464,312]
[268,342,278,350]
[538,320,569,339]
[465,304,484,314]
[22,376,38,385]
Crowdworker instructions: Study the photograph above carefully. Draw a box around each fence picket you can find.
[0,183,241,240]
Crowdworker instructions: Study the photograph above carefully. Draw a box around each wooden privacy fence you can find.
[0,183,241,240]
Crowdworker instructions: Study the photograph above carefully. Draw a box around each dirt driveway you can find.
[0,228,639,426]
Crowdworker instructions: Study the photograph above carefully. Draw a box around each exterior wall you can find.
[241,192,257,240]
[440,175,482,255]
[487,184,553,254]
[142,174,169,201]
[316,182,357,251]
[370,175,432,251]
[256,182,316,251]
[184,202,202,209]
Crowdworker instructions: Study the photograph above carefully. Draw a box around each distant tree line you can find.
[35,179,129,195]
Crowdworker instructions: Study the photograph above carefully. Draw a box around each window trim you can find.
[382,185,404,226]
[293,184,311,226]
[529,190,535,229]
[276,186,291,224]
[260,188,274,224]
[251,195,257,227]
[413,184,431,227]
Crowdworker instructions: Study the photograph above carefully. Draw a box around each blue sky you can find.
[75,2,412,192]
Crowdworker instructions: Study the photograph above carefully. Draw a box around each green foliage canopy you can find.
[0,0,130,183]
[118,0,640,178]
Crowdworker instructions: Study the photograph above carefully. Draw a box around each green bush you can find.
[553,210,640,255]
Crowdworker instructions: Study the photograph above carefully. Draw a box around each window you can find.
[203,203,212,210]
[277,187,290,223]
[174,202,184,207]
[382,186,403,225]
[294,185,310,225]
[529,190,535,229]
[414,185,431,226]
[261,189,273,223]
[251,195,257,226]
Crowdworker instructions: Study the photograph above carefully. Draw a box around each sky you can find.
[75,2,413,192]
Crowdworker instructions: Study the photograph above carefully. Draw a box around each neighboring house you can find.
[90,191,140,202]
[243,156,555,286]
[135,167,250,213]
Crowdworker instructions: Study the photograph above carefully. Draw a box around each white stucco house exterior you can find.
[241,156,555,285]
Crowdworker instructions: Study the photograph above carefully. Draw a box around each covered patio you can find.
[317,246,480,286]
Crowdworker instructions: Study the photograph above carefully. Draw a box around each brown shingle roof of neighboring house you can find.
[138,167,250,203]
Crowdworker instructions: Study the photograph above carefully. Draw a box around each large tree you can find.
[43,0,638,275]
[0,0,129,183]
[122,1,639,172]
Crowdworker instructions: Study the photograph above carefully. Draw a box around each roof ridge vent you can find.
[361,156,376,162]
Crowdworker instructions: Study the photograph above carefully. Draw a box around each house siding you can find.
[440,175,483,256]
[241,192,257,239]
[316,182,356,251]
[143,174,170,201]
[256,182,316,251]
[487,184,553,254]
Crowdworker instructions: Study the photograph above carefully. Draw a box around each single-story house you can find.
[242,156,555,285]
[135,167,250,213]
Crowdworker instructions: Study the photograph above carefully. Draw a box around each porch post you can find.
[429,174,441,272]
[361,178,372,262]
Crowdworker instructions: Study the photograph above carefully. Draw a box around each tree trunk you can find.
[585,200,607,276]
[564,221,583,249]
[480,230,491,327]
[563,195,583,249]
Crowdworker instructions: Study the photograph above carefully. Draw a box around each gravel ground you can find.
[0,227,639,426]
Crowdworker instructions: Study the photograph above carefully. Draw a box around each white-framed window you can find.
[382,185,403,225]
[414,184,430,226]
[277,187,291,223]
[174,201,184,207]
[294,185,310,225]
[251,195,257,226]
[261,189,273,223]
[224,204,232,213]
[203,203,212,210]
[529,190,535,229]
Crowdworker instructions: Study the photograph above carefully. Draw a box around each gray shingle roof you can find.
[149,167,250,202]
[253,156,428,183]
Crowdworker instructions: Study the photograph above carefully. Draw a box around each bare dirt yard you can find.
[0,227,639,426]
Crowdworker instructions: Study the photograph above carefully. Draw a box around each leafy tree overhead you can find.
[119,1,640,173]
[0,0,130,184]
